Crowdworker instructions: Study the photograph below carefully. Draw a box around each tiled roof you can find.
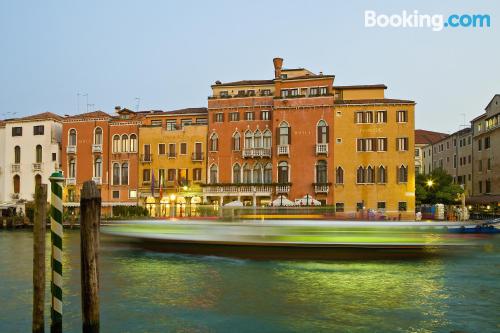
[12,112,63,122]
[63,111,111,121]
[334,98,415,105]
[145,107,208,116]
[0,120,5,127]
[415,129,449,145]
[213,80,274,87]
[334,84,387,90]
[283,74,334,80]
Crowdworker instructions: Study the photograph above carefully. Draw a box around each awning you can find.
[466,195,500,205]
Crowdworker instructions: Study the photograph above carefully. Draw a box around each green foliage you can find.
[416,168,464,205]
[111,205,149,218]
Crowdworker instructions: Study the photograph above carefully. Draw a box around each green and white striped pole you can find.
[49,171,64,333]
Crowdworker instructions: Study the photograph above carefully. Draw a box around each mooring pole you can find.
[49,171,64,333]
[33,184,47,333]
[80,180,101,333]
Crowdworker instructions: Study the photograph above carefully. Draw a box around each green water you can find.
[1,229,499,332]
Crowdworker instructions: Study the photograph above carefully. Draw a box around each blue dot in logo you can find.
[444,22,449,27]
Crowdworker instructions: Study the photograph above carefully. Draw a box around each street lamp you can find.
[426,179,434,188]
[170,194,176,217]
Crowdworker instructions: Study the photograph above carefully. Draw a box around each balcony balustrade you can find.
[314,184,330,193]
[243,148,272,158]
[32,163,42,172]
[66,178,76,185]
[202,184,273,195]
[66,145,77,154]
[191,152,204,161]
[11,164,20,173]
[316,143,328,155]
[140,154,152,163]
[92,144,102,153]
[275,184,290,194]
[92,177,102,185]
[277,145,289,156]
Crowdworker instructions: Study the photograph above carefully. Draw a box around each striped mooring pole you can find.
[49,171,65,333]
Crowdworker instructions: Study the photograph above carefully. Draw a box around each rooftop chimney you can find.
[115,106,121,112]
[273,57,283,79]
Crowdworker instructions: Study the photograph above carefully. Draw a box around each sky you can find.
[0,0,499,133]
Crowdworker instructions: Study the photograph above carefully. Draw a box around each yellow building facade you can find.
[138,108,208,217]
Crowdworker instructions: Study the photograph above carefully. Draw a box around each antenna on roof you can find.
[135,97,141,112]
[459,113,467,129]
[83,93,89,112]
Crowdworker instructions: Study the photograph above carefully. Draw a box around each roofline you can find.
[334,99,415,106]
[211,81,274,88]
[484,94,500,110]
[334,84,387,90]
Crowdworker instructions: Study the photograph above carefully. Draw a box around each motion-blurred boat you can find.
[447,218,500,234]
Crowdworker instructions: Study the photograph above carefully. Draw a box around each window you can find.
[143,169,151,182]
[279,122,290,145]
[376,111,387,123]
[478,139,482,151]
[121,135,128,152]
[485,136,490,149]
[486,180,491,193]
[113,135,120,153]
[263,130,272,148]
[13,175,20,194]
[244,131,253,149]
[310,87,318,96]
[237,90,246,97]
[377,138,387,151]
[209,133,218,151]
[317,120,329,144]
[210,165,218,184]
[180,143,187,155]
[214,113,224,123]
[158,143,166,155]
[196,117,208,124]
[168,143,176,157]
[158,169,165,184]
[319,87,328,95]
[220,91,229,97]
[151,120,162,126]
[261,111,271,120]
[130,134,137,152]
[113,163,120,185]
[94,158,102,178]
[245,112,255,121]
[415,148,420,157]
[181,119,192,127]
[261,89,271,96]
[377,202,386,210]
[398,202,407,211]
[254,130,262,148]
[112,191,120,199]
[355,112,364,123]
[397,110,408,122]
[478,160,483,171]
[335,167,344,184]
[166,120,177,130]
[453,155,457,168]
[378,166,387,183]
[232,164,241,183]
[398,165,408,183]
[278,161,289,183]
[357,166,365,183]
[121,163,128,185]
[35,145,42,163]
[243,164,252,183]
[232,132,241,151]
[168,169,176,182]
[335,203,344,212]
[229,112,239,121]
[281,89,289,98]
[12,127,22,136]
[397,138,409,151]
[253,164,262,183]
[487,158,491,171]
[69,159,76,178]
[33,125,44,135]
[264,163,272,183]
[336,138,342,144]
[14,146,21,164]
[316,160,327,183]
[365,111,373,123]
[193,168,202,181]
[94,127,103,145]
[69,129,77,146]
[356,202,364,211]
[366,166,375,183]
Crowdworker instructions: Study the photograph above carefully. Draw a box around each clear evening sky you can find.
[1,0,498,133]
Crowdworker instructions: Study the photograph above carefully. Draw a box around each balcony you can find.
[168,152,177,159]
[140,154,152,163]
[316,143,328,155]
[66,145,77,154]
[191,152,204,161]
[277,145,289,156]
[243,148,272,158]
[314,183,330,193]
[202,184,273,196]
[11,193,20,200]
[66,178,76,186]
[276,184,290,194]
[11,164,20,173]
[32,163,42,172]
[92,177,102,185]
[92,144,102,153]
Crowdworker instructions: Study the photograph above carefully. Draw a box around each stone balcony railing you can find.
[314,183,330,193]
[191,152,204,161]
[277,145,289,156]
[66,178,76,185]
[316,143,328,155]
[275,184,291,194]
[11,164,20,173]
[92,177,102,185]
[92,144,102,153]
[32,163,42,172]
[202,184,273,195]
[242,148,272,158]
[66,145,77,154]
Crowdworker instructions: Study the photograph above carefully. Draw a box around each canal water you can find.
[1,229,499,332]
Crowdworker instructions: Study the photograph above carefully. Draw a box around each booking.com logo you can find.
[365,10,491,31]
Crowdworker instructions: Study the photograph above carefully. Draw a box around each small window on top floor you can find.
[12,127,22,136]
[52,153,56,161]
[151,120,162,126]
[261,89,271,96]
[33,125,44,135]
[280,74,288,79]
[196,117,208,124]
[261,111,271,120]
[220,91,229,97]
[181,119,192,127]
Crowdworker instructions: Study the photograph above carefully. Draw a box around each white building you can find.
[1,113,62,205]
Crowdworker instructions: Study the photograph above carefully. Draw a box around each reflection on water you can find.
[1,230,499,332]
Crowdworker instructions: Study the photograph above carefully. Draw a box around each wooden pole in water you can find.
[33,184,47,333]
[80,181,101,333]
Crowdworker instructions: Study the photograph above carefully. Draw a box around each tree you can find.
[416,168,464,205]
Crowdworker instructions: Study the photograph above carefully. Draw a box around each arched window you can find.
[209,164,218,184]
[254,130,262,148]
[112,135,120,153]
[35,145,42,163]
[112,163,120,185]
[14,146,21,164]
[378,166,387,183]
[336,167,344,184]
[243,163,252,183]
[121,162,129,185]
[69,158,76,178]
[209,133,218,152]
[94,127,103,145]
[68,129,77,146]
[278,161,289,183]
[121,135,129,152]
[94,158,102,178]
[316,160,327,183]
[264,163,272,183]
[263,129,272,148]
[398,165,408,183]
[366,166,375,183]
[233,163,241,183]
[357,166,365,184]
[13,175,20,194]
[278,121,290,145]
[232,132,241,151]
[317,120,329,144]
[253,163,262,184]
[244,130,253,149]
[129,134,137,152]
